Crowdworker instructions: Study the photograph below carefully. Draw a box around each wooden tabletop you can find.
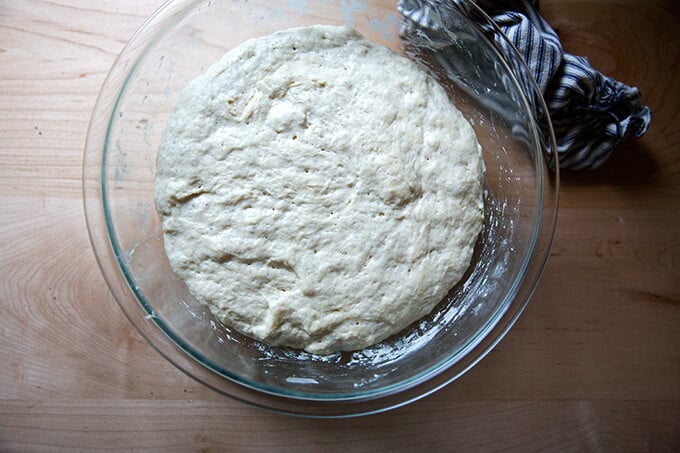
[1,0,679,450]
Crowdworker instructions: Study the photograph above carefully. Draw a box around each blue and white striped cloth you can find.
[398,0,652,169]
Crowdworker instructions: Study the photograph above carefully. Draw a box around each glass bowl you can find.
[83,0,558,417]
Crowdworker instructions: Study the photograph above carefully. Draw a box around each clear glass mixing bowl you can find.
[83,0,558,417]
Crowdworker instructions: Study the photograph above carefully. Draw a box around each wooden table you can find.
[1,0,678,450]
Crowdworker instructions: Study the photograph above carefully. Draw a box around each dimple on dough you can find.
[155,25,485,355]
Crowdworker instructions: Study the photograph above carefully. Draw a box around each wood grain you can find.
[1,0,679,450]
[1,400,679,451]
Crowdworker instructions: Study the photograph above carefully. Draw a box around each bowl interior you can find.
[85,0,557,412]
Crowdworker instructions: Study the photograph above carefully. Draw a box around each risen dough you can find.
[155,25,485,354]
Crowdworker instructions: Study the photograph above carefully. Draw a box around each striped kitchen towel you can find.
[398,0,652,169]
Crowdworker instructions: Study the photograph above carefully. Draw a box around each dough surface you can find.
[155,25,485,354]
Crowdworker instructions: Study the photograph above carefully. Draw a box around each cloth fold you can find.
[398,0,651,169]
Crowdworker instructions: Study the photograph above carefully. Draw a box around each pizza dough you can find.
[155,25,485,355]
